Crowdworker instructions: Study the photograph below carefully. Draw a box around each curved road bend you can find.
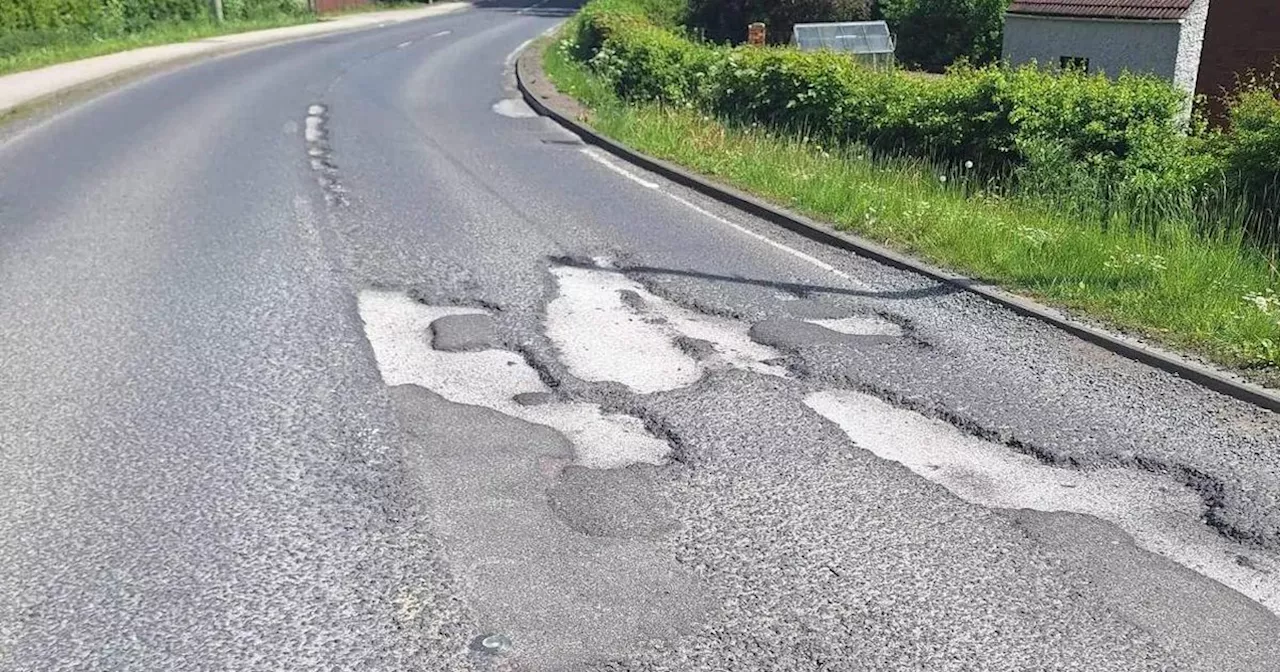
[2,1,1280,670]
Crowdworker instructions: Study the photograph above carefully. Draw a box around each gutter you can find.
[515,42,1280,415]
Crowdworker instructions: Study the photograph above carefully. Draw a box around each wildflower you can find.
[1014,226,1053,247]
[1103,247,1167,273]
[964,160,974,170]
[939,175,948,183]
[1244,291,1280,319]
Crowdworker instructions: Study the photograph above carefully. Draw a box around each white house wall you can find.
[1002,14,1184,81]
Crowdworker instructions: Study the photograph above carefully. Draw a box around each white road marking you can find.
[304,115,324,142]
[808,315,902,336]
[396,40,413,49]
[664,191,859,283]
[577,146,865,286]
[429,29,452,37]
[504,37,535,68]
[518,0,553,14]
[805,389,1280,617]
[580,147,659,189]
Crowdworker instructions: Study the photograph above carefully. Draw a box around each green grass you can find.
[0,1,447,76]
[0,15,318,76]
[544,39,1280,381]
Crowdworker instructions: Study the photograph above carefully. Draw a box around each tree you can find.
[877,0,1009,70]
[688,0,872,45]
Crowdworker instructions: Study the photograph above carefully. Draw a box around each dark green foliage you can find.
[877,0,1009,69]
[1207,71,1280,244]
[1218,72,1280,192]
[0,0,305,41]
[687,0,870,45]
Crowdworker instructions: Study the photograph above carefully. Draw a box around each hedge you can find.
[575,3,1188,177]
[569,0,1280,243]
[0,0,304,35]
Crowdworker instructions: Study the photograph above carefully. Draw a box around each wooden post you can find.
[747,22,766,46]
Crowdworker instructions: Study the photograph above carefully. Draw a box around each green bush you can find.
[576,10,1188,181]
[588,21,715,103]
[1219,72,1280,190]
[686,0,870,45]
[876,0,1009,69]
[567,0,1280,243]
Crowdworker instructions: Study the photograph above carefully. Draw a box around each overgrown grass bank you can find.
[544,39,1280,380]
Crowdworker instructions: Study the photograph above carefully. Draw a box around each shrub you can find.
[1212,71,1280,244]
[877,0,1009,69]
[1219,72,1280,191]
[0,0,305,36]
[576,7,1188,182]
[687,0,870,45]
[589,22,715,103]
[565,0,1280,242]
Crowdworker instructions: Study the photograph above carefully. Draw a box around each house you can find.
[1002,0,1280,114]
[1001,0,1211,98]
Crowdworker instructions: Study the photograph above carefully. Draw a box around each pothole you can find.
[358,290,669,469]
[545,262,787,393]
[304,103,347,207]
[805,389,1280,615]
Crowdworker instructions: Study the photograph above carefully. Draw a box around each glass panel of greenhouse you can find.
[792,21,895,68]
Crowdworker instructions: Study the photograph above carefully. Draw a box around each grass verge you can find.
[0,15,322,76]
[0,2,445,77]
[543,40,1280,384]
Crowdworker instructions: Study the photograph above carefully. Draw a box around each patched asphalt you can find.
[2,0,1280,669]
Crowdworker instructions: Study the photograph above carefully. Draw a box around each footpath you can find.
[0,2,469,117]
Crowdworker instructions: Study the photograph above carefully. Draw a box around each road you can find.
[2,1,1280,670]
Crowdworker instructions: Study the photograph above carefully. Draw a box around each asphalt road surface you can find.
[3,2,1280,670]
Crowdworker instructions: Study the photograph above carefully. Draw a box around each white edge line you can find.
[578,147,857,282]
[517,0,553,14]
[665,193,855,281]
[580,147,660,189]
[505,37,535,68]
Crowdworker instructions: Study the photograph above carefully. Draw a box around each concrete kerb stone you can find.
[514,41,1280,415]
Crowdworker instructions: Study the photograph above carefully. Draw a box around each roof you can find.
[1006,0,1193,20]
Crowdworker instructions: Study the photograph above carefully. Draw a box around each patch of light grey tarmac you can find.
[546,263,786,394]
[492,98,539,118]
[358,290,669,469]
[805,389,1280,615]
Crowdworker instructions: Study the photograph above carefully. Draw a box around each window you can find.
[1060,56,1090,73]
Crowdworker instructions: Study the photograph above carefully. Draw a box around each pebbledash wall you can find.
[1002,0,1210,98]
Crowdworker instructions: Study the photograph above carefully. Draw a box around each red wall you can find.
[1196,0,1280,117]
[313,0,373,13]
